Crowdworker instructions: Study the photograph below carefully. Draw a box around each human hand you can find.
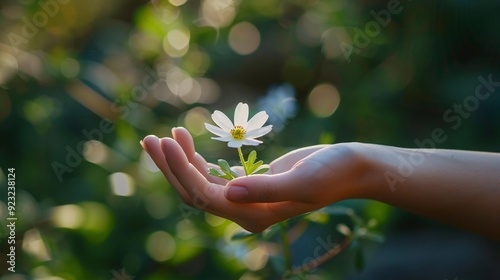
[142,127,368,232]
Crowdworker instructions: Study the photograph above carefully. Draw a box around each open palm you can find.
[142,127,359,232]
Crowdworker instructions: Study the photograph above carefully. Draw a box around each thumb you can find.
[225,167,310,203]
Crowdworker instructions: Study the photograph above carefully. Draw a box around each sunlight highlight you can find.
[23,228,51,261]
[200,0,237,28]
[308,83,341,117]
[109,172,135,196]
[146,231,176,261]
[51,204,85,229]
[163,27,190,57]
[184,107,210,136]
[229,22,260,55]
[243,247,268,271]
[83,140,108,165]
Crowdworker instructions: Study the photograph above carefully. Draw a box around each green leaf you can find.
[207,159,239,180]
[218,159,232,173]
[361,232,385,243]
[243,150,269,175]
[217,159,238,178]
[231,231,257,241]
[262,223,282,240]
[244,150,257,174]
[247,150,257,165]
[208,168,223,177]
[251,167,269,175]
[208,167,233,180]
[248,160,263,174]
[320,206,351,216]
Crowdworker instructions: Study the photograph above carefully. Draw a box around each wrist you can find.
[344,143,391,201]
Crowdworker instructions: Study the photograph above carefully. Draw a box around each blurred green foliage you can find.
[0,0,499,279]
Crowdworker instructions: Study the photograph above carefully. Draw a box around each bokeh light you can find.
[31,266,65,280]
[176,220,197,240]
[79,202,114,243]
[199,0,237,28]
[184,47,211,74]
[168,28,190,51]
[321,27,351,59]
[297,12,323,46]
[166,66,192,96]
[144,191,173,219]
[229,22,261,55]
[150,0,180,25]
[109,172,135,197]
[0,52,18,85]
[23,228,51,262]
[180,78,202,104]
[183,107,211,136]
[60,57,80,79]
[169,0,187,7]
[196,78,221,104]
[51,204,85,229]
[307,83,341,118]
[22,95,59,131]
[83,140,109,165]
[140,150,160,172]
[163,27,190,57]
[205,212,226,227]
[243,247,268,271]
[146,231,176,262]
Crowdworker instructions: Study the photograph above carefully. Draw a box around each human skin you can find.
[141,127,500,240]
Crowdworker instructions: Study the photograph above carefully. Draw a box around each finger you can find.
[225,160,321,203]
[171,127,207,174]
[172,127,227,185]
[142,135,192,204]
[172,127,196,159]
[147,135,228,217]
[160,137,221,202]
[160,137,252,217]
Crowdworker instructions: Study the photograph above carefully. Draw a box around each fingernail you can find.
[140,140,150,154]
[226,186,248,201]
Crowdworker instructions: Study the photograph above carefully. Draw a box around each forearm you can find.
[359,144,500,239]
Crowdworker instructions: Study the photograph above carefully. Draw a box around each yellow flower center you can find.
[230,125,246,140]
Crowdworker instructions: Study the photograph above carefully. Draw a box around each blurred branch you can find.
[292,235,353,274]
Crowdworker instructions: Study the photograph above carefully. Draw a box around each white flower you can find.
[205,102,273,148]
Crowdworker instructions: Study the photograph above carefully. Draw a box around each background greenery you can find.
[0,0,499,279]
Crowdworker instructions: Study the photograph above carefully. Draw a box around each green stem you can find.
[237,147,248,176]
[280,221,292,271]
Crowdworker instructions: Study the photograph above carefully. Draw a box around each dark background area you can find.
[0,0,499,279]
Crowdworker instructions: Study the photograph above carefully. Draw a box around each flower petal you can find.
[228,140,244,148]
[212,110,234,131]
[212,135,233,142]
[245,125,273,139]
[234,102,249,127]
[205,123,229,137]
[242,138,262,146]
[245,111,269,131]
